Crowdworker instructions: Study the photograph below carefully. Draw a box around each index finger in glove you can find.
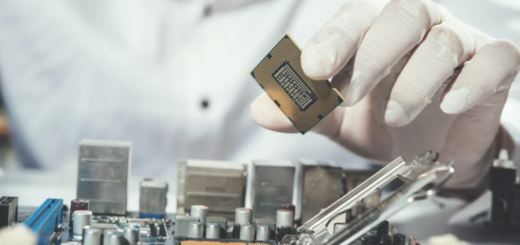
[301,0,388,80]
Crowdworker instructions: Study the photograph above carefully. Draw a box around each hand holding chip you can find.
[250,0,520,189]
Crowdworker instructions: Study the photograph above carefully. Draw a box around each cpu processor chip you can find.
[251,34,344,134]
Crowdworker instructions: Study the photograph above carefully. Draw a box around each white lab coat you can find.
[0,0,519,178]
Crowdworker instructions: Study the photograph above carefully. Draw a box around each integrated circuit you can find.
[251,34,344,134]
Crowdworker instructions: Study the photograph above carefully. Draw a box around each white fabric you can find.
[0,0,519,189]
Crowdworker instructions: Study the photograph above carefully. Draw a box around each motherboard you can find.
[0,140,484,245]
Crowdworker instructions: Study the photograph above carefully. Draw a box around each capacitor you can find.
[188,222,203,238]
[103,233,122,245]
[393,233,407,245]
[83,228,102,245]
[69,199,89,229]
[72,210,92,240]
[239,224,255,241]
[281,203,296,214]
[276,209,293,228]
[256,225,271,241]
[190,205,209,224]
[205,222,221,239]
[333,223,348,235]
[103,229,118,245]
[235,207,253,225]
[123,226,140,245]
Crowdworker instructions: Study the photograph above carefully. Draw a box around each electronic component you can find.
[489,149,520,228]
[159,219,168,237]
[376,221,389,245]
[177,160,246,218]
[69,199,89,229]
[188,222,204,238]
[275,209,295,241]
[206,223,221,239]
[103,229,118,244]
[250,34,344,134]
[256,225,271,241]
[83,228,102,245]
[0,196,18,228]
[176,216,199,237]
[239,224,255,241]
[179,240,270,245]
[235,207,253,225]
[393,233,407,245]
[254,218,275,240]
[124,226,140,245]
[23,198,63,242]
[251,160,295,220]
[300,160,344,223]
[149,220,158,237]
[207,216,227,230]
[104,231,122,245]
[77,140,131,215]
[91,223,119,231]
[276,209,293,229]
[73,210,92,240]
[191,205,209,224]
[139,178,168,218]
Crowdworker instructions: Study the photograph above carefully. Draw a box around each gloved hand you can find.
[250,0,520,189]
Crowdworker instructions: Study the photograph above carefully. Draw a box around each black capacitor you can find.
[149,223,158,237]
[159,219,168,237]
[232,223,241,239]
[393,234,406,245]
[376,221,389,245]
[0,197,18,228]
[69,199,90,229]
[490,166,519,228]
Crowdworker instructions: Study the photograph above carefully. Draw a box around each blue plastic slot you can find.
[139,213,165,219]
[24,198,63,244]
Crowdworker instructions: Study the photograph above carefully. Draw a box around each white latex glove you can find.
[250,0,520,189]
[0,224,37,245]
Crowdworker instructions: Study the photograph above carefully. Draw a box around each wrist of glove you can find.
[437,125,515,200]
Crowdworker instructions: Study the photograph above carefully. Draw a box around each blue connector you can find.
[24,198,63,245]
[139,213,165,219]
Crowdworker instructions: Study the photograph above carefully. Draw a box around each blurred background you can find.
[0,0,520,204]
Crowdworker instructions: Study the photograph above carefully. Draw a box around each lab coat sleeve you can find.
[0,0,178,171]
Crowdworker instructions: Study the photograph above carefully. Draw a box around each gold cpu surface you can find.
[251,34,344,134]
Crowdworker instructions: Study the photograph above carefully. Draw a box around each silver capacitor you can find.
[83,228,102,245]
[205,223,221,239]
[239,224,255,241]
[235,208,253,225]
[188,222,203,238]
[72,210,92,240]
[334,223,348,235]
[190,205,209,224]
[276,209,293,228]
[103,229,120,245]
[123,226,140,245]
[256,225,271,241]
